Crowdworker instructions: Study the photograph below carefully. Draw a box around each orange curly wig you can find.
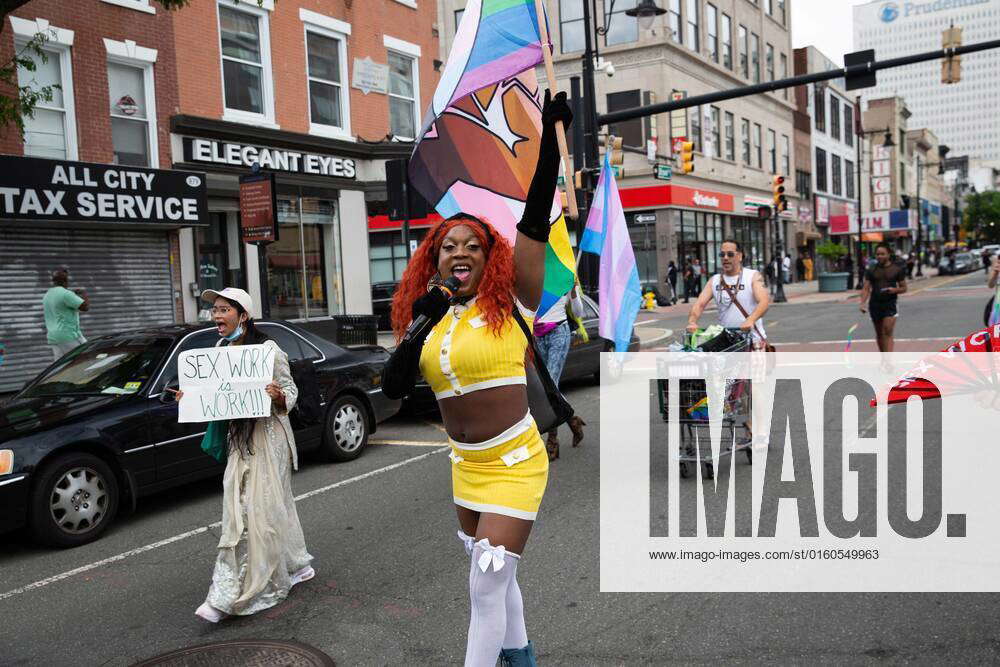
[391,214,516,341]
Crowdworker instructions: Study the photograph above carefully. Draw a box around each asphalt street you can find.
[1,269,998,665]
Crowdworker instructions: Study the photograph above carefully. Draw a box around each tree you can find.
[961,190,1000,245]
[0,0,268,136]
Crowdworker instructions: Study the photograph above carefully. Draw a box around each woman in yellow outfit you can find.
[382,91,571,666]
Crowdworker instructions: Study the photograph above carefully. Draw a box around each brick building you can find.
[165,0,440,323]
[0,0,187,392]
[0,0,440,390]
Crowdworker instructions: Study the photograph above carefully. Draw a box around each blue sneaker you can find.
[500,640,537,666]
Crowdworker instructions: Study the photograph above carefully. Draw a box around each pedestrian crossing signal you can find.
[679,142,694,173]
[772,175,787,213]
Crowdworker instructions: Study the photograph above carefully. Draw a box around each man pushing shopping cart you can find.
[684,239,772,449]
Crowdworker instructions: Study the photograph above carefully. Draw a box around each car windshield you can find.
[21,337,173,397]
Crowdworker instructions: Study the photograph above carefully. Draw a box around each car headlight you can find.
[0,450,12,475]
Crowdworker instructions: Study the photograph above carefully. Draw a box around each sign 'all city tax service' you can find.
[0,155,207,225]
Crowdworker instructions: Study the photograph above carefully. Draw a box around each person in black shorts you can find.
[860,243,907,360]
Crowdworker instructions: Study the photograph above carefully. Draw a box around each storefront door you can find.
[196,212,244,294]
[268,195,344,321]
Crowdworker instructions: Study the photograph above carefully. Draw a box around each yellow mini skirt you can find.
[449,412,549,521]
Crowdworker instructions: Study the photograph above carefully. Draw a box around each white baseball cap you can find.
[201,287,255,317]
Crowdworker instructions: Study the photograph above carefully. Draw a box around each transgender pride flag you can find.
[579,153,642,354]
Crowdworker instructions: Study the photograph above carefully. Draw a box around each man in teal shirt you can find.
[43,269,90,360]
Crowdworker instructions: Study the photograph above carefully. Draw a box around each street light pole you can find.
[915,155,924,277]
[854,96,864,291]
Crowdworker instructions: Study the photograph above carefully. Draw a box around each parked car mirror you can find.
[159,387,179,404]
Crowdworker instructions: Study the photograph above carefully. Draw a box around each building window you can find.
[270,197,344,320]
[832,155,842,196]
[305,28,349,136]
[766,0,774,15]
[721,13,732,70]
[738,25,748,78]
[454,9,464,31]
[844,104,854,147]
[780,52,788,99]
[845,159,855,199]
[750,32,760,84]
[724,111,735,161]
[668,0,682,43]
[814,85,825,132]
[816,147,827,192]
[706,3,718,63]
[386,44,419,139]
[777,0,786,24]
[753,123,762,168]
[691,105,702,153]
[606,0,638,46]
[16,43,76,160]
[741,118,751,165]
[218,2,274,124]
[559,0,584,52]
[900,162,906,192]
[781,134,790,176]
[710,106,721,158]
[899,130,906,156]
[607,89,643,148]
[830,96,840,141]
[766,43,774,82]
[767,129,776,173]
[686,0,699,52]
[370,229,428,283]
[796,169,811,198]
[107,61,155,167]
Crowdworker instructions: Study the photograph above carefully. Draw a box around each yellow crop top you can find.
[419,297,536,399]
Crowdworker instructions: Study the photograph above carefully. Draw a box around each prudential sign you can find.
[881,0,990,23]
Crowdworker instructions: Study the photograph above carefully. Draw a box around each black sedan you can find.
[0,320,400,548]
[404,294,640,412]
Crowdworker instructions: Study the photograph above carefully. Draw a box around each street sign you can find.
[654,164,672,181]
[634,213,657,224]
[844,49,877,91]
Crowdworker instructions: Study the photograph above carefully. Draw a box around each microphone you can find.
[401,275,462,344]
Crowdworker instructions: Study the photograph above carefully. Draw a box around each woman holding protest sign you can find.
[172,287,313,623]
[381,91,572,665]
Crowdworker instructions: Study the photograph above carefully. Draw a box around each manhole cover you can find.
[132,639,335,666]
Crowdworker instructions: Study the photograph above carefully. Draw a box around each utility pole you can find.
[854,96,865,291]
[578,0,600,299]
[915,155,924,277]
[773,208,787,302]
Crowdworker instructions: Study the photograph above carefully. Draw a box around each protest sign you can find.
[177,344,274,423]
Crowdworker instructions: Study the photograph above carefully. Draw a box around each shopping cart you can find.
[656,328,753,479]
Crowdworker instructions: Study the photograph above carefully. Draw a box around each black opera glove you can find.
[412,284,451,326]
[382,286,452,400]
[516,90,574,244]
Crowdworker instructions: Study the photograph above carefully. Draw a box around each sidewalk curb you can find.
[638,329,673,350]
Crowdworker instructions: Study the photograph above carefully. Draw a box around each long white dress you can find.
[204,339,313,616]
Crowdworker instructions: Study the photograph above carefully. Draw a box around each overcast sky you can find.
[792,1,872,66]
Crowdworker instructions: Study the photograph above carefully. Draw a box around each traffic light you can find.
[942,24,962,84]
[608,135,624,166]
[771,175,787,213]
[678,141,695,173]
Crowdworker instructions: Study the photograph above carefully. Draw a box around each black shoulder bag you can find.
[511,307,575,434]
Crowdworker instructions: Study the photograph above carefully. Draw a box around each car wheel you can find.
[29,452,119,548]
[321,395,370,462]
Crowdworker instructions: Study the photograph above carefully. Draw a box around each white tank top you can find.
[711,268,766,342]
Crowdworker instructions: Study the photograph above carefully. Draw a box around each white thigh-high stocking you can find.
[502,573,528,650]
[464,538,521,667]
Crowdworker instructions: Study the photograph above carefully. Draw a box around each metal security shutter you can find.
[0,228,175,393]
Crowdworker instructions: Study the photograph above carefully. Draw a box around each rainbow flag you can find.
[579,153,642,353]
[408,1,575,318]
[686,396,710,421]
